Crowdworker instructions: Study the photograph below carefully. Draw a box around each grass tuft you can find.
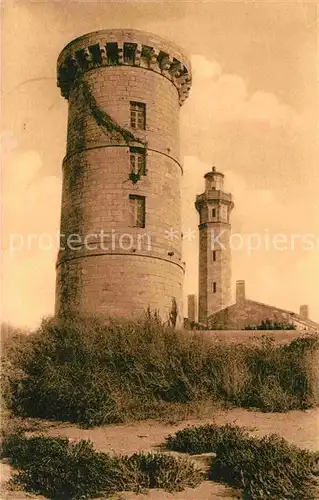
[1,433,202,499]
[166,423,249,454]
[210,433,319,499]
[165,422,319,499]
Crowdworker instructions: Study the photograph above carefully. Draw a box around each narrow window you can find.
[130,101,146,129]
[130,147,146,175]
[213,250,216,261]
[212,208,216,218]
[129,195,146,228]
[107,42,118,65]
[213,282,217,293]
[124,43,137,64]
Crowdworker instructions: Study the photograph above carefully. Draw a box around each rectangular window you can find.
[130,101,146,130]
[129,195,146,228]
[213,250,216,261]
[213,282,217,293]
[130,147,146,175]
[124,43,137,64]
[212,208,216,218]
[107,42,118,65]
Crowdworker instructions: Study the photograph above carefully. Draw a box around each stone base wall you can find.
[55,254,184,326]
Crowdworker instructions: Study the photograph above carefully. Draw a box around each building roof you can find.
[208,298,319,331]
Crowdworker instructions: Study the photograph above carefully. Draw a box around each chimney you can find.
[299,305,309,319]
[187,294,197,323]
[236,280,246,303]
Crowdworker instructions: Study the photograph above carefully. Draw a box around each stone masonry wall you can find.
[55,254,183,322]
[198,223,232,322]
[55,30,191,325]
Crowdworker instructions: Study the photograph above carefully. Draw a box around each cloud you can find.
[180,53,316,199]
[188,55,301,127]
[191,55,222,80]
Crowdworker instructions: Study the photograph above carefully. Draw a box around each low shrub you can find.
[166,422,319,499]
[1,432,70,469]
[125,452,202,491]
[210,432,319,499]
[165,423,249,454]
[2,314,318,427]
[236,334,319,412]
[245,319,296,330]
[2,433,202,499]
[2,434,120,499]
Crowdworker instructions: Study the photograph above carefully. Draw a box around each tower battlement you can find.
[57,29,192,105]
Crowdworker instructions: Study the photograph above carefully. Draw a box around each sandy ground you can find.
[1,407,318,499]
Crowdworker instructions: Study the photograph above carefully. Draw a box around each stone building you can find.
[195,167,234,323]
[207,280,319,333]
[55,29,191,325]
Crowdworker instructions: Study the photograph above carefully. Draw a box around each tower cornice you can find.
[195,191,234,212]
[57,29,192,105]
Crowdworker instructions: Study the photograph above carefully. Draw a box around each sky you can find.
[1,0,319,327]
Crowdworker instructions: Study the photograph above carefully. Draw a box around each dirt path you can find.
[1,407,318,499]
[43,407,319,454]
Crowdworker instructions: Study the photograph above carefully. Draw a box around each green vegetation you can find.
[79,79,147,185]
[166,423,249,454]
[186,320,207,330]
[3,422,318,500]
[1,433,202,499]
[244,318,296,330]
[81,79,145,146]
[166,423,319,499]
[211,433,318,499]
[2,313,318,427]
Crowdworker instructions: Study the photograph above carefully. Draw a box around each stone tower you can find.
[195,167,234,323]
[55,29,191,325]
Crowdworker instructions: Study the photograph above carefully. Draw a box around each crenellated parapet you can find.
[57,29,192,105]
